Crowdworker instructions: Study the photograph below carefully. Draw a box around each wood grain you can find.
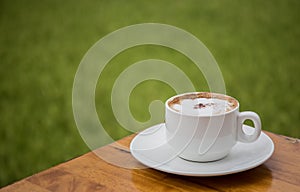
[1,131,299,192]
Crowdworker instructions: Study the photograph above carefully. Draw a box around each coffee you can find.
[165,92,261,162]
[168,92,238,116]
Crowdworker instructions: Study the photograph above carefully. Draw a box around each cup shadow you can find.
[131,164,273,191]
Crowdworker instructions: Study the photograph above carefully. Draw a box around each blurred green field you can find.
[1,0,299,187]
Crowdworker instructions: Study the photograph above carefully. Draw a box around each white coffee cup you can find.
[165,92,261,162]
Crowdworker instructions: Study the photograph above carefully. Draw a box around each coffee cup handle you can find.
[237,111,261,143]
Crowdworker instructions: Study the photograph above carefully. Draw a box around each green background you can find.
[0,0,299,187]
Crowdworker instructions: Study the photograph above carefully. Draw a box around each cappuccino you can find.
[168,92,238,116]
[165,92,261,162]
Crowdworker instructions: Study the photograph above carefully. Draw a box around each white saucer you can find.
[130,123,274,176]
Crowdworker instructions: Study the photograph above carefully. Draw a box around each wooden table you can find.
[1,131,299,192]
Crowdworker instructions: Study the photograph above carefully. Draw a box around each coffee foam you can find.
[168,93,238,116]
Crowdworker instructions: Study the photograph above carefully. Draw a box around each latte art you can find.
[168,93,238,116]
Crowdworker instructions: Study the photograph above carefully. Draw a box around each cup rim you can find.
[165,92,240,117]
